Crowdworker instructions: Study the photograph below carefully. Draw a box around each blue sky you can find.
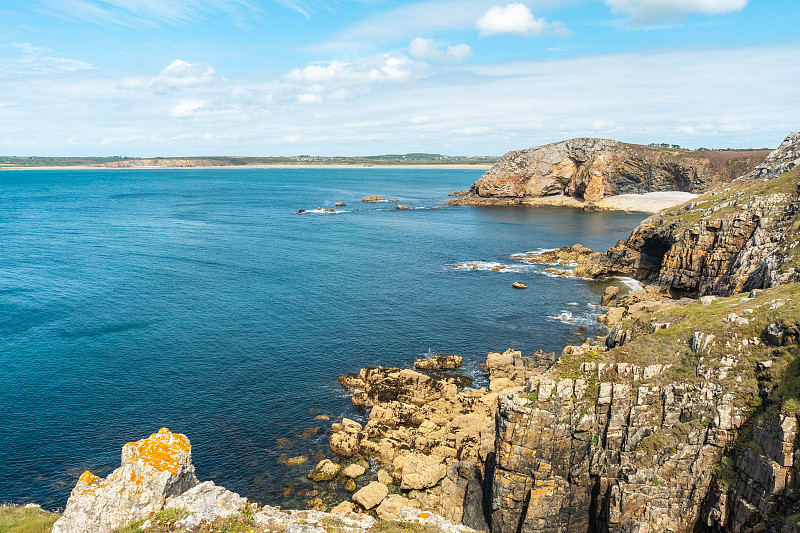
[1,0,798,156]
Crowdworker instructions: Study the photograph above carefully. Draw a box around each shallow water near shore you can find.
[0,168,647,509]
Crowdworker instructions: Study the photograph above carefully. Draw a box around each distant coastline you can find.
[0,163,493,171]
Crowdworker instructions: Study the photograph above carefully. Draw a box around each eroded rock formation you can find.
[570,133,800,296]
[449,138,768,205]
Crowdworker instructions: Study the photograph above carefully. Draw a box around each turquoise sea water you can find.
[0,168,647,509]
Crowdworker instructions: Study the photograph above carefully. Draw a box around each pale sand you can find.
[598,191,698,213]
[0,163,493,171]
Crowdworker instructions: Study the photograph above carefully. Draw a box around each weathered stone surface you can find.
[568,133,800,297]
[414,354,463,371]
[362,195,387,202]
[400,452,448,490]
[342,464,366,479]
[449,138,767,206]
[52,428,199,533]
[309,459,342,482]
[600,286,619,306]
[376,494,414,519]
[352,482,388,510]
[165,481,247,530]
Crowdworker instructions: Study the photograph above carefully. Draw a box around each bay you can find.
[0,168,646,508]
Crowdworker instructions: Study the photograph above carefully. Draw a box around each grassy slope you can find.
[0,505,60,533]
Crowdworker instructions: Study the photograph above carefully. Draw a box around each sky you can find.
[1,0,798,156]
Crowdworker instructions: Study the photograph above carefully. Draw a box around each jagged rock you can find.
[330,501,356,514]
[691,331,716,353]
[165,481,247,530]
[600,286,619,306]
[342,464,366,479]
[765,323,785,346]
[376,495,413,519]
[335,202,346,206]
[400,453,448,490]
[449,138,766,205]
[567,133,800,296]
[605,324,630,348]
[52,428,199,533]
[598,306,625,325]
[511,282,527,289]
[649,322,670,333]
[414,354,463,371]
[309,459,342,482]
[362,195,387,202]
[352,482,388,510]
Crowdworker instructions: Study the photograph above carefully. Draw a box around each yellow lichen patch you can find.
[124,428,191,476]
[79,471,100,485]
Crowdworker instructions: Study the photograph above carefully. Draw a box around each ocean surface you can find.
[0,168,647,509]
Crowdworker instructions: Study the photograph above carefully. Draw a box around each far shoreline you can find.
[0,163,493,171]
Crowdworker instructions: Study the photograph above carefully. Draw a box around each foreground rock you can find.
[448,138,767,206]
[53,427,480,533]
[53,428,200,533]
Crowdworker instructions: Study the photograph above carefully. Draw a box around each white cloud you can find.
[283,135,303,143]
[296,93,323,104]
[475,3,570,37]
[408,38,473,61]
[120,60,225,93]
[286,52,427,86]
[605,0,747,25]
[0,42,94,78]
[170,101,206,117]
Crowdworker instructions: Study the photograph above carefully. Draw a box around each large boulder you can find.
[413,354,463,371]
[52,428,199,533]
[400,452,448,490]
[352,482,389,510]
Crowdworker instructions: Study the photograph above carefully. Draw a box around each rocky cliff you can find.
[570,132,800,297]
[448,138,768,206]
[489,284,800,532]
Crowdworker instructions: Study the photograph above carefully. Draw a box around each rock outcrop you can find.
[488,286,800,533]
[570,133,800,297]
[449,138,768,205]
[53,428,200,533]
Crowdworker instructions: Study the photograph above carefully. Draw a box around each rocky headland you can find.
[448,138,769,208]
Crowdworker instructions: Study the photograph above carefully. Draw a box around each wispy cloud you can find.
[0,42,94,77]
[408,38,473,61]
[37,0,265,27]
[605,0,747,26]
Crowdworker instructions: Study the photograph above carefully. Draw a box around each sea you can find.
[0,168,648,510]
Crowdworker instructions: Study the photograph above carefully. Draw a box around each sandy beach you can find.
[598,191,698,213]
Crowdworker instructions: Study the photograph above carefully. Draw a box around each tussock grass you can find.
[0,504,60,533]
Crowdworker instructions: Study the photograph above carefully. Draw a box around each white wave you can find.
[616,277,643,290]
[450,261,531,273]
[297,208,345,214]
[511,248,556,259]
[547,309,599,327]
[567,302,578,306]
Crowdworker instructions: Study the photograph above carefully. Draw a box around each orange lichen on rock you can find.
[123,427,191,476]
[78,471,99,485]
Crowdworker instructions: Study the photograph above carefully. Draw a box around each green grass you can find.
[0,505,60,533]
[369,519,441,533]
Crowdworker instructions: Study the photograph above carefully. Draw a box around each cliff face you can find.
[574,133,800,297]
[449,138,768,205]
[489,285,800,533]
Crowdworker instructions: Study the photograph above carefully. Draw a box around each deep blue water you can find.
[0,168,646,509]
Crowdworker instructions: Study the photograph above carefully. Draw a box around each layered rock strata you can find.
[449,138,768,205]
[567,133,800,297]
